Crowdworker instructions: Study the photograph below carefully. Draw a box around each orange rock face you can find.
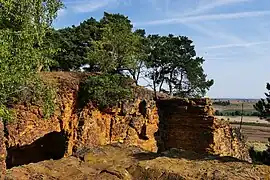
[74,97,159,152]
[4,72,159,170]
[1,72,251,172]
[157,98,251,162]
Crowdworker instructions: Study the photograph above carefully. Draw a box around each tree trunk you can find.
[179,71,184,92]
[153,69,158,100]
[169,71,173,96]
[135,61,143,85]
[159,78,165,92]
[37,65,43,72]
[153,80,157,100]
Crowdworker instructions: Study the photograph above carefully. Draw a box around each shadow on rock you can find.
[132,148,250,164]
[6,131,66,169]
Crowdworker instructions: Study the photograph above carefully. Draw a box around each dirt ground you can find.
[215,115,270,145]
[216,116,270,125]
[231,124,270,143]
[217,116,269,124]
[6,145,270,180]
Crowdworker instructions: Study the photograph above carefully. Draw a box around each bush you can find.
[214,110,223,116]
[213,100,230,106]
[235,110,241,116]
[1,77,56,121]
[214,110,220,116]
[78,74,134,110]
[249,148,270,165]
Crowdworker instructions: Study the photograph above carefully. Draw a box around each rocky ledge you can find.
[5,145,270,180]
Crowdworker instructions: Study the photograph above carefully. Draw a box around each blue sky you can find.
[53,0,270,99]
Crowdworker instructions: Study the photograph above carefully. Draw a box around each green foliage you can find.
[214,110,222,116]
[0,0,62,121]
[12,78,56,118]
[78,74,133,110]
[249,145,270,165]
[213,100,231,106]
[145,34,214,98]
[0,104,14,122]
[254,83,270,121]
[48,17,101,71]
[46,11,214,99]
[49,13,145,74]
[88,13,143,74]
[214,109,259,117]
[252,83,270,165]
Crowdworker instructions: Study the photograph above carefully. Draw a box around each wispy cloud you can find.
[57,8,67,17]
[205,41,270,49]
[137,10,270,26]
[186,23,269,61]
[61,0,118,13]
[164,0,252,18]
[71,0,117,13]
[182,0,252,16]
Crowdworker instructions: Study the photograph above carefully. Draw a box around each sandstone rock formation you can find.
[157,98,251,162]
[0,72,255,177]
[3,72,160,170]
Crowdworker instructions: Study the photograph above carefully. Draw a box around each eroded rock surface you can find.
[5,145,270,180]
[157,98,251,162]
[3,72,160,171]
[0,72,255,176]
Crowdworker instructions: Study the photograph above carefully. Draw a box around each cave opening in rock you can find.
[6,131,66,169]
[139,100,147,117]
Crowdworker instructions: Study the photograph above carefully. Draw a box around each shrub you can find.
[214,110,220,116]
[78,74,134,110]
[2,77,56,121]
[213,100,230,106]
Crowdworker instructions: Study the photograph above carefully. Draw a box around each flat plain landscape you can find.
[213,99,270,149]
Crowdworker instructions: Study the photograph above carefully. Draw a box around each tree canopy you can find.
[47,12,214,98]
[0,1,214,121]
[145,34,213,98]
[88,13,143,74]
[0,0,63,120]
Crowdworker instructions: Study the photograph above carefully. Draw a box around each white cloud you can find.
[137,10,270,26]
[205,41,270,49]
[186,23,270,62]
[72,0,116,13]
[61,0,119,14]
[182,0,252,16]
[57,8,67,17]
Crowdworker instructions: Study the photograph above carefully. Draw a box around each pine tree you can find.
[254,83,270,121]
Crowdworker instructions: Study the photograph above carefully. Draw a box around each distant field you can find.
[211,99,270,144]
[231,124,270,143]
[216,116,269,124]
[213,101,256,112]
[212,99,260,118]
